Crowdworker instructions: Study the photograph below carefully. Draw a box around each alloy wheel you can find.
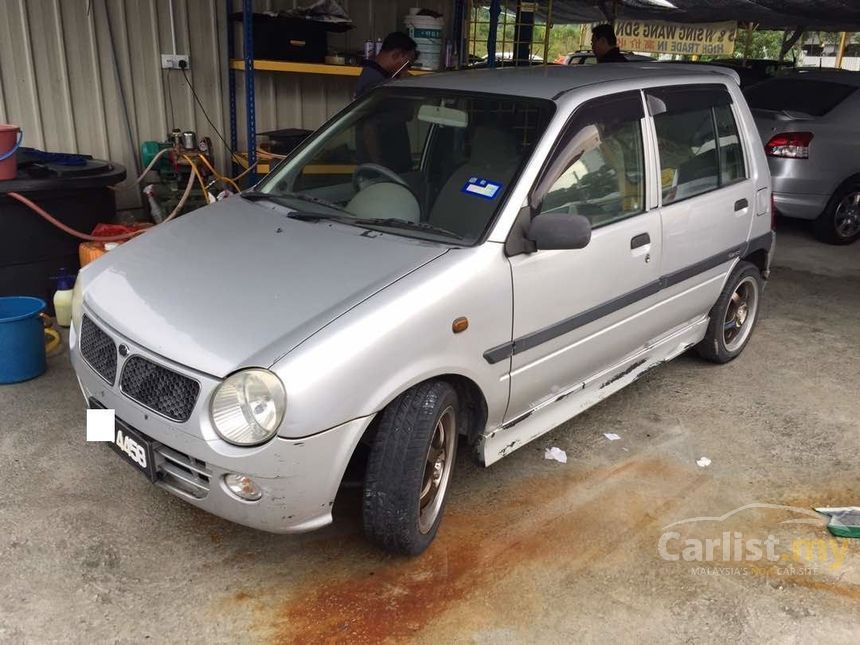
[418,406,456,534]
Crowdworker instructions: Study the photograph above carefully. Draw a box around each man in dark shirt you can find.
[592,24,628,63]
[355,32,419,173]
[355,32,418,97]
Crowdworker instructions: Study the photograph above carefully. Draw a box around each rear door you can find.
[646,83,755,327]
[503,91,664,423]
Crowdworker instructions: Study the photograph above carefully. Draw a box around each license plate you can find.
[107,417,158,482]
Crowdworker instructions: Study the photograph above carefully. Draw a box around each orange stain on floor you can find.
[262,456,705,644]
[217,457,858,643]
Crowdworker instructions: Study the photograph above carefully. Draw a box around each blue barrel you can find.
[0,296,47,384]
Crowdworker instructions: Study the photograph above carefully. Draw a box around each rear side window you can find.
[744,79,856,117]
[648,85,746,205]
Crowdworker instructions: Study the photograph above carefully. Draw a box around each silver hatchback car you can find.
[70,64,774,555]
[746,71,860,244]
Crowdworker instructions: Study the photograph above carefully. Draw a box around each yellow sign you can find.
[588,21,738,56]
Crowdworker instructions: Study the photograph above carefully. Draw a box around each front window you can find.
[538,92,645,229]
[257,89,554,243]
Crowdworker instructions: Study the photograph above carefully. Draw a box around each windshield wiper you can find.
[286,211,350,222]
[240,191,356,225]
[353,218,464,241]
[240,190,348,214]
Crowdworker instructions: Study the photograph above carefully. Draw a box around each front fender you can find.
[272,243,513,439]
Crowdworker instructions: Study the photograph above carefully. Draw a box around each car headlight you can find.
[71,278,84,332]
[210,369,286,446]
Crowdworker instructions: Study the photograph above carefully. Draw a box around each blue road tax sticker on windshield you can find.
[462,177,502,200]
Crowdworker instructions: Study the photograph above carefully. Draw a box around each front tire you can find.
[814,181,860,245]
[363,381,458,555]
[696,261,762,364]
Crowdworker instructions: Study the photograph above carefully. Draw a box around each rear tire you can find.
[363,381,458,555]
[814,181,860,245]
[696,261,762,364]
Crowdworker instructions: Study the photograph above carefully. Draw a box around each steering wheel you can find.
[352,163,411,193]
[351,163,423,221]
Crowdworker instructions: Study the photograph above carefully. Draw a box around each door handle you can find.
[630,233,650,249]
[734,198,749,212]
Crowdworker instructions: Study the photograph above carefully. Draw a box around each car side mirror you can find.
[527,212,592,250]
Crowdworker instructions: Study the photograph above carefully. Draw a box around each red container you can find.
[0,124,22,181]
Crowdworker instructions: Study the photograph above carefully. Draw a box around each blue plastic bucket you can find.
[0,296,47,384]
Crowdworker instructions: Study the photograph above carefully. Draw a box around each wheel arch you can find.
[359,373,489,447]
[337,372,490,490]
[742,248,769,278]
[829,172,860,201]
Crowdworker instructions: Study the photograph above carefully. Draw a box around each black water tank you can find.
[0,157,126,308]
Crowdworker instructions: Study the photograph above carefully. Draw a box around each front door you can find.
[504,91,666,423]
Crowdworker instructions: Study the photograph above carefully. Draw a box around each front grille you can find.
[80,315,117,384]
[155,445,210,499]
[120,356,200,422]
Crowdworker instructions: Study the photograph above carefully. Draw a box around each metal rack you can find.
[226,0,255,182]
[467,0,554,66]
[225,0,488,183]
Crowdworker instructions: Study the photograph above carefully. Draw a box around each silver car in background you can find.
[70,64,774,555]
[746,71,860,244]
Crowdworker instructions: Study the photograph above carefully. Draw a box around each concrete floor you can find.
[1,218,858,644]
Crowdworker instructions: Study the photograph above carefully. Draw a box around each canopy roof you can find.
[549,1,860,30]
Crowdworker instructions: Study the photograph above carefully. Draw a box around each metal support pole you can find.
[451,0,466,69]
[513,1,534,66]
[543,0,553,65]
[242,0,256,184]
[742,22,755,64]
[835,31,848,69]
[487,0,501,68]
[226,0,238,176]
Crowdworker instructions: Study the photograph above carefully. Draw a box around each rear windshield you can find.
[744,79,856,116]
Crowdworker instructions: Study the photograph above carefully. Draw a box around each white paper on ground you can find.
[696,456,712,467]
[544,447,568,463]
[603,433,621,441]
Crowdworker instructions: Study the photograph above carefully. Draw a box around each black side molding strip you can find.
[660,244,744,290]
[483,235,774,365]
[745,231,775,256]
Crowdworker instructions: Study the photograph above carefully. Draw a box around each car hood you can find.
[82,198,447,377]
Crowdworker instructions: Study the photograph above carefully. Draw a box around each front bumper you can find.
[70,316,372,534]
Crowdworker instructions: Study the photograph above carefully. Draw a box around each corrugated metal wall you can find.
[0,0,448,209]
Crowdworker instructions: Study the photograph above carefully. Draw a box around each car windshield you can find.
[256,88,554,243]
[744,79,857,117]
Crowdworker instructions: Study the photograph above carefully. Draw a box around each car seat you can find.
[427,127,521,238]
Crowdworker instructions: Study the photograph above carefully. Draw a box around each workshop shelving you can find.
[225,0,466,183]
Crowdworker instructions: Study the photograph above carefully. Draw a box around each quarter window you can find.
[714,104,745,185]
[538,93,645,228]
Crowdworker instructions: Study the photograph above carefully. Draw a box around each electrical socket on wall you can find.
[161,54,190,70]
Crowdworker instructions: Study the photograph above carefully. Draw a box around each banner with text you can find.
[587,21,738,56]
